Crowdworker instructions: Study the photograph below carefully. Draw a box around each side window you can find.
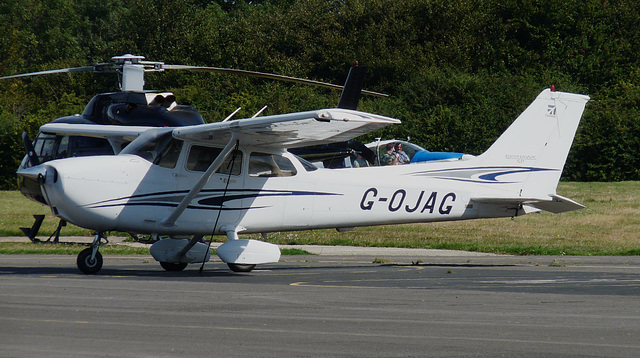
[249,152,297,177]
[154,138,182,169]
[67,136,115,157]
[186,145,242,175]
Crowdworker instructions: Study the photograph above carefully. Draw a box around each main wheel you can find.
[77,247,103,274]
[160,261,188,272]
[227,263,256,272]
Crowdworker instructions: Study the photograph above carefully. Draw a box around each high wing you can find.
[172,108,400,149]
[159,108,400,229]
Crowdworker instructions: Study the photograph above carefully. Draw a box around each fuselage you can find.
[34,140,526,237]
[22,88,593,240]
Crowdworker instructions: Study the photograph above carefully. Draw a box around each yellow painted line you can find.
[290,281,381,289]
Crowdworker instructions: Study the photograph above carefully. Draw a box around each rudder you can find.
[477,89,589,198]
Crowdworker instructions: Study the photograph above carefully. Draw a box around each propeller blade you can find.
[164,64,388,98]
[0,66,95,80]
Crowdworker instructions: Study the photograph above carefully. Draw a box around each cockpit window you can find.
[249,152,297,177]
[294,154,318,172]
[30,133,114,165]
[186,145,242,175]
[33,133,57,163]
[56,136,114,159]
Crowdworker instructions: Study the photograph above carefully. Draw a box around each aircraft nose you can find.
[16,164,49,183]
[16,164,59,187]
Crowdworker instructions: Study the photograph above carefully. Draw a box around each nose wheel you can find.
[77,248,103,274]
[77,233,107,274]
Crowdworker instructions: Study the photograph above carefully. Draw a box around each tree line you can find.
[1,0,640,188]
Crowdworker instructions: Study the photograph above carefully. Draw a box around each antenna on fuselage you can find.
[222,107,242,122]
[251,106,268,118]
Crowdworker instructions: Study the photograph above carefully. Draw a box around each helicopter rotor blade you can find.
[0,53,388,98]
[0,66,97,80]
[163,64,388,98]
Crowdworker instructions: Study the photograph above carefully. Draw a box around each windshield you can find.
[120,128,176,164]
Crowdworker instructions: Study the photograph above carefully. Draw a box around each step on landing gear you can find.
[77,233,108,274]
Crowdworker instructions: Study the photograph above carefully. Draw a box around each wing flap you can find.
[172,109,400,148]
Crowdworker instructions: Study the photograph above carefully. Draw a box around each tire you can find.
[77,247,103,274]
[227,263,256,272]
[160,261,188,272]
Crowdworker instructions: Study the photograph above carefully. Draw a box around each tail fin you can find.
[337,64,367,110]
[477,89,589,200]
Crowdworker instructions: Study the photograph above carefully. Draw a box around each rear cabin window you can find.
[294,155,319,172]
[186,145,242,175]
[249,152,297,177]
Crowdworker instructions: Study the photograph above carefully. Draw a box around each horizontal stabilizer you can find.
[472,194,584,214]
[529,194,585,214]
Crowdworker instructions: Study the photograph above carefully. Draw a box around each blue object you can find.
[411,151,464,163]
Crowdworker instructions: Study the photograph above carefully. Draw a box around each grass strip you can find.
[0,242,149,255]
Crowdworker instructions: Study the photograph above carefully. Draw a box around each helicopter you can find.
[3,54,386,240]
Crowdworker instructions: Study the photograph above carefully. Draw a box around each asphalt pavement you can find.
[0,240,639,357]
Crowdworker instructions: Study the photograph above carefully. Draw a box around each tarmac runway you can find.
[0,251,639,357]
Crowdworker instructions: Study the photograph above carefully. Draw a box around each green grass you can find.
[2,182,640,256]
[280,248,314,255]
[0,192,92,237]
[0,242,149,255]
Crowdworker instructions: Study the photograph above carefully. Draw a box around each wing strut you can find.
[160,136,238,228]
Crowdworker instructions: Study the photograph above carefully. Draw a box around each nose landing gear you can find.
[77,233,107,274]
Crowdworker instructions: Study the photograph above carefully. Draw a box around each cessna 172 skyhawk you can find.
[17,88,589,274]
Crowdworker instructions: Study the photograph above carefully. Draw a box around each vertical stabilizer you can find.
[478,89,589,198]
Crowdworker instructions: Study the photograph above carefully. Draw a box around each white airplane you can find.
[17,88,589,274]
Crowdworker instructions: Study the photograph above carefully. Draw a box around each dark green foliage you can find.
[2,0,640,188]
